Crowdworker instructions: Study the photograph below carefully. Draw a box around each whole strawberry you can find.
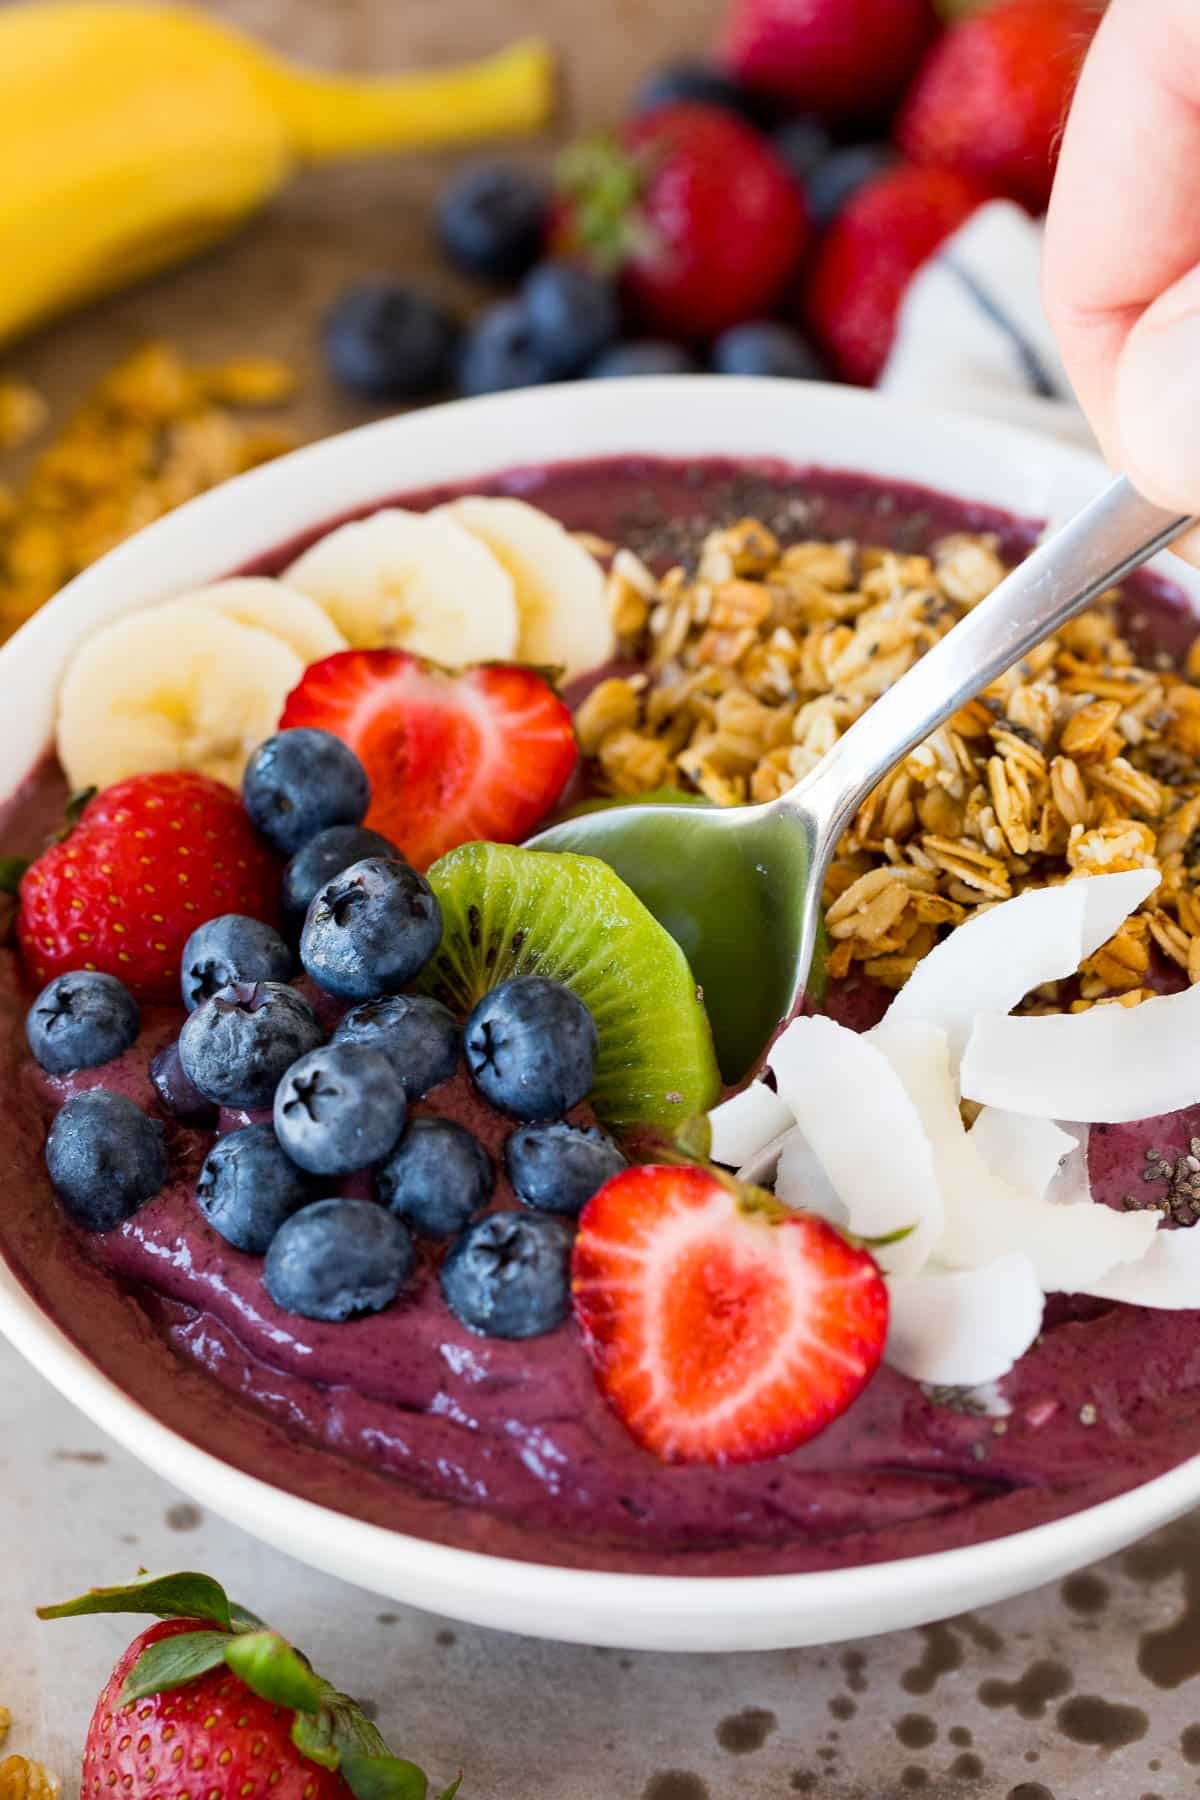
[40,1571,459,1800]
[805,163,991,385]
[556,104,809,342]
[896,0,1103,213]
[18,772,280,1002]
[720,0,939,120]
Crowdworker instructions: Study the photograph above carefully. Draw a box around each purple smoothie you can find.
[2,455,1199,1577]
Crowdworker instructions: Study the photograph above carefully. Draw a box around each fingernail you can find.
[1115,264,1200,514]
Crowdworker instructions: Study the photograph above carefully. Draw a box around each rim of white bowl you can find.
[3,377,1199,1650]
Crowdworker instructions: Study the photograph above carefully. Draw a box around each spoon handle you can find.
[784,476,1193,843]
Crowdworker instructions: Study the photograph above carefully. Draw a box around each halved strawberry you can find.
[279,650,578,870]
[571,1164,888,1465]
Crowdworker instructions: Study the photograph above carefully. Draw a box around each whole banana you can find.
[0,2,554,343]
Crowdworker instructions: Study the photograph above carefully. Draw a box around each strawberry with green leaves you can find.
[39,1572,460,1800]
[554,103,809,343]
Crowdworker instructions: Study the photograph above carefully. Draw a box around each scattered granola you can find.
[0,1758,61,1800]
[0,1717,59,1800]
[0,343,298,642]
[580,515,1200,999]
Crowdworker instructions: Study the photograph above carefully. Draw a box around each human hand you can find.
[1044,0,1200,551]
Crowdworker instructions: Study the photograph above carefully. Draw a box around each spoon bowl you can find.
[535,794,818,1083]
[535,478,1192,1078]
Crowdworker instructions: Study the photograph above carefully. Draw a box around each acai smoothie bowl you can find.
[5,379,1200,1651]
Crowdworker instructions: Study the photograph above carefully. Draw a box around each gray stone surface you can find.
[4,1334,1200,1799]
[5,5,1200,1795]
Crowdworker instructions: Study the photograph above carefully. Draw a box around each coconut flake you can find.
[969,1108,1078,1199]
[885,1254,1044,1385]
[875,1022,1157,1289]
[1083,1225,1200,1308]
[880,869,1157,1063]
[768,1015,940,1276]
[708,1081,794,1168]
[1046,1123,1092,1207]
[774,1127,849,1229]
[961,981,1200,1123]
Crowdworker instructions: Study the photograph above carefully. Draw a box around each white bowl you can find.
[3,377,1199,1652]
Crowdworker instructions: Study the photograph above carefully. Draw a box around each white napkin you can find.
[880,199,1095,452]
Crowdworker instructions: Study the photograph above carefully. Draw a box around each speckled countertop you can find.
[6,3,1200,1794]
[5,1333,1200,1800]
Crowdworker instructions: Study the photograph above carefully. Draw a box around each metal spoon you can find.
[531,478,1194,1083]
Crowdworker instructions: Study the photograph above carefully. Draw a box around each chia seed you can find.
[1079,1402,1098,1427]
[1131,1139,1200,1227]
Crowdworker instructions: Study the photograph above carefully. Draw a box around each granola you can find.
[0,343,297,642]
[0,1717,59,1800]
[0,1758,60,1800]
[578,516,1200,1001]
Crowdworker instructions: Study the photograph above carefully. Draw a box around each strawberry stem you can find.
[37,1570,234,1628]
[50,786,97,845]
[121,1631,232,1702]
[554,133,649,272]
[223,1631,324,1712]
[0,854,29,894]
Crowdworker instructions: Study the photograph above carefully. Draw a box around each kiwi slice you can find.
[419,842,721,1133]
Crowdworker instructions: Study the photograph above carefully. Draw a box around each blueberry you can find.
[26,971,139,1074]
[300,856,441,1001]
[770,117,834,190]
[243,729,370,858]
[522,263,619,378]
[440,1209,573,1339]
[505,1120,626,1217]
[181,914,294,1012]
[436,161,548,281]
[711,322,824,380]
[456,301,557,397]
[264,1197,414,1322]
[274,1042,407,1176]
[195,1123,313,1255]
[149,1040,218,1127]
[465,976,597,1121]
[333,994,459,1098]
[376,1116,493,1240]
[45,1091,167,1231]
[631,59,762,124]
[178,981,323,1110]
[587,341,698,378]
[323,281,460,401]
[281,824,399,935]
[807,143,895,227]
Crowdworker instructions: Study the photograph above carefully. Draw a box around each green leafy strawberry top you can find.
[38,1572,460,1800]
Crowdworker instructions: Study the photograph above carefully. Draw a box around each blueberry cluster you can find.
[321,65,864,409]
[34,731,627,1340]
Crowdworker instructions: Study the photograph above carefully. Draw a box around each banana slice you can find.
[182,577,348,664]
[433,495,613,682]
[283,508,519,664]
[57,601,303,793]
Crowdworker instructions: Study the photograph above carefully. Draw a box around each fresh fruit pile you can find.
[49,493,613,799]
[18,680,893,1461]
[38,1568,461,1800]
[320,0,1102,397]
[22,727,720,1351]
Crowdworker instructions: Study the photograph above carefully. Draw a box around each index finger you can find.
[1043,0,1200,458]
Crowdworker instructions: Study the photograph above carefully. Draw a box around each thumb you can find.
[1115,263,1200,528]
